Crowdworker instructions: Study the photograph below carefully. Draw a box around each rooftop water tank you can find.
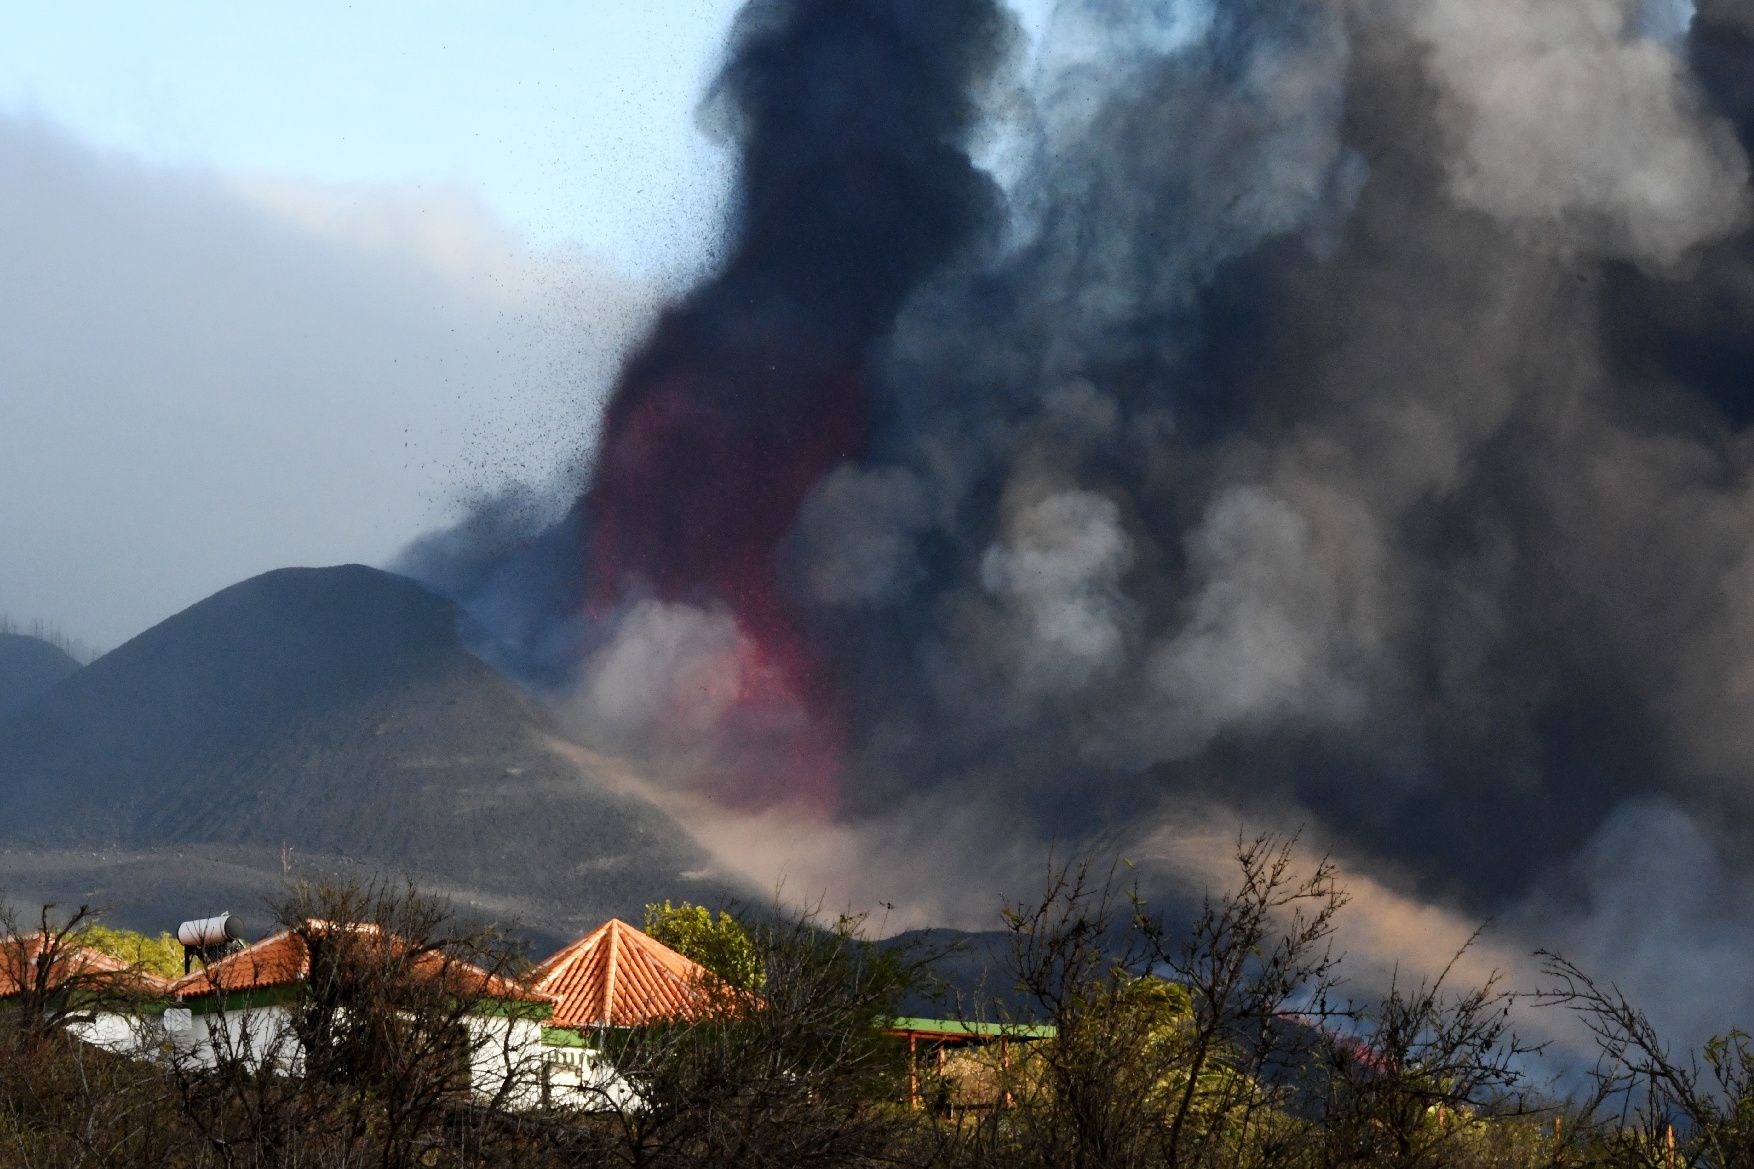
[177,912,242,949]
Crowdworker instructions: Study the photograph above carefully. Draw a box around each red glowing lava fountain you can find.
[579,311,869,811]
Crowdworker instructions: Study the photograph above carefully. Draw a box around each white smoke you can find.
[1366,0,1750,268]
[567,600,754,753]
[557,597,825,807]
[1118,484,1384,763]
[978,479,1138,697]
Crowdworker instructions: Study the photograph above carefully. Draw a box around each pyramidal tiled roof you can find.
[532,919,712,1029]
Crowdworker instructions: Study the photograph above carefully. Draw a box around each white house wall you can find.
[163,1001,545,1107]
[466,1014,547,1108]
[163,1004,302,1074]
[538,1040,642,1113]
[67,1009,164,1058]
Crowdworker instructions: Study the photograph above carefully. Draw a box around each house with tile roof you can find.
[0,931,172,1054]
[530,918,723,1109]
[533,918,716,1029]
[5,912,749,1115]
[164,920,555,1105]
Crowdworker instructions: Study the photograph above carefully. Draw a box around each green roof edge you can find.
[886,1016,1057,1039]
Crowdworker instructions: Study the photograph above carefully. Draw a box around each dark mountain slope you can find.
[0,633,80,718]
[0,565,740,945]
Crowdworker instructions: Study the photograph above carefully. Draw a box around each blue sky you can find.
[1,1,1061,268]
[1,1,748,271]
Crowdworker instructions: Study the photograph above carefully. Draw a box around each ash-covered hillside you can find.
[0,632,80,718]
[0,565,743,945]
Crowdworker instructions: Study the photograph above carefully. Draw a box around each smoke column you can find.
[566,0,1010,809]
[407,0,1754,1041]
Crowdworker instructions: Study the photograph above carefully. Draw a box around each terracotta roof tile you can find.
[0,933,171,998]
[169,930,307,998]
[532,919,716,1029]
[170,922,547,1004]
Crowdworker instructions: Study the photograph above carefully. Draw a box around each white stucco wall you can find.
[67,1009,163,1057]
[466,1013,547,1107]
[538,1038,642,1112]
[164,999,547,1106]
[163,1003,301,1074]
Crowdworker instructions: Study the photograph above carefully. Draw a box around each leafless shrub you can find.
[0,902,160,1049]
[1538,951,1754,1169]
[955,835,1543,1169]
[0,900,190,1167]
[1314,940,1542,1169]
[166,879,542,1169]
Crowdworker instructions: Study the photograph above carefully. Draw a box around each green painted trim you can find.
[182,984,302,1016]
[469,997,552,1021]
[541,1025,592,1048]
[181,984,550,1020]
[0,989,176,1016]
[886,1017,1057,1040]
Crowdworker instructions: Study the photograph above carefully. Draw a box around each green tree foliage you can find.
[643,899,764,992]
[77,923,184,980]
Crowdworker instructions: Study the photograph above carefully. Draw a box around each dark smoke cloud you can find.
[581,0,1014,610]
[785,0,1754,892]
[411,0,1018,808]
[407,0,1754,1036]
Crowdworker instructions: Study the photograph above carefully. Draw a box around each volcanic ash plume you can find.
[408,0,1754,1036]
[543,0,1014,811]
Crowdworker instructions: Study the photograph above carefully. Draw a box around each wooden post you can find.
[1000,1036,1013,1110]
[1666,1124,1676,1169]
[936,1044,947,1120]
[908,1033,918,1110]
